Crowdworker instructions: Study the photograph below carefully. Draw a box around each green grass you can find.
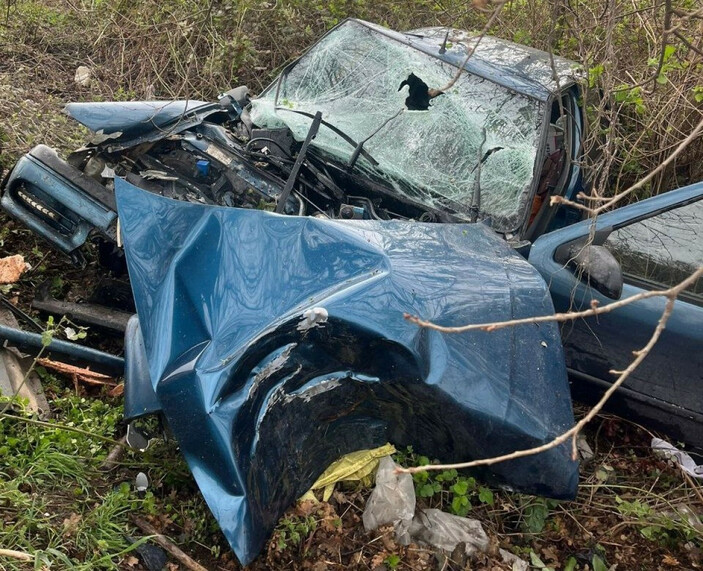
[0,382,222,569]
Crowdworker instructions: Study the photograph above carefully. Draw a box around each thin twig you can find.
[405,267,701,334]
[554,115,703,213]
[680,468,703,507]
[0,548,32,561]
[99,435,127,471]
[398,267,701,474]
[649,0,672,93]
[436,0,508,93]
[131,517,209,571]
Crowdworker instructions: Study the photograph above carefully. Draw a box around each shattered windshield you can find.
[250,19,545,231]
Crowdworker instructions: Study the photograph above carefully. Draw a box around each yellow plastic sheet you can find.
[300,443,396,502]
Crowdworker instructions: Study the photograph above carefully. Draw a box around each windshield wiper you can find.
[469,130,505,223]
[274,107,379,168]
[275,111,322,214]
[470,128,487,223]
[348,107,404,170]
[470,146,504,173]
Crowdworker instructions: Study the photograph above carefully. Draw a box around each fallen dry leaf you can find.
[62,512,82,537]
[108,383,124,397]
[0,255,29,284]
[295,500,319,518]
[123,555,139,567]
[371,552,388,569]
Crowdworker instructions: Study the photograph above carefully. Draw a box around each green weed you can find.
[394,447,496,516]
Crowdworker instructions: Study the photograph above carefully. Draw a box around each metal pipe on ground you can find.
[0,324,124,376]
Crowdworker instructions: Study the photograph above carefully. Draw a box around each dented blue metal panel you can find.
[63,100,217,150]
[116,177,578,565]
[401,26,581,101]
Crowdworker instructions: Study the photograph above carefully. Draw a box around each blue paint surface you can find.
[117,178,578,564]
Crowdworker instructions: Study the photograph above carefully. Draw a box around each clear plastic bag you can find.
[363,457,489,555]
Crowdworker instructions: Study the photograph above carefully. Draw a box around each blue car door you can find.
[529,182,703,448]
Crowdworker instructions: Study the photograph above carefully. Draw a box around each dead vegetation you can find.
[1,0,703,569]
[1,0,701,192]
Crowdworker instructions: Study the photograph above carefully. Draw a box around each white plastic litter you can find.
[135,472,149,492]
[500,548,530,571]
[577,433,595,462]
[409,508,488,556]
[362,456,415,541]
[652,437,703,479]
[363,456,520,562]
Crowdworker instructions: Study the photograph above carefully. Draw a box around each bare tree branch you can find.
[405,267,701,334]
[131,517,209,571]
[398,267,702,475]
[650,0,673,93]
[553,115,703,213]
[435,0,509,94]
[673,30,703,57]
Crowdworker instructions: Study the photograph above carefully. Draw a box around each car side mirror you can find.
[555,242,623,299]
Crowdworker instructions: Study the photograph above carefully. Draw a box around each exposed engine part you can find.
[1,97,448,271]
[84,155,106,181]
[339,204,365,219]
[347,196,385,220]
[247,128,294,159]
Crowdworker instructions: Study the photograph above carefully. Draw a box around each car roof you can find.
[356,20,582,102]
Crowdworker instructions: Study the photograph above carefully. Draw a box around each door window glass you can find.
[605,197,702,297]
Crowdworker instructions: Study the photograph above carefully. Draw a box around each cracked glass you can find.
[606,197,703,298]
[250,20,544,232]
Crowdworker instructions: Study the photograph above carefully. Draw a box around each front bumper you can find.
[1,145,117,264]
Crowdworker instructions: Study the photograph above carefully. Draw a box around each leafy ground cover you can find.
[2,381,703,569]
[1,1,702,569]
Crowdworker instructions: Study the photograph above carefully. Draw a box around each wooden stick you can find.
[99,435,127,471]
[0,548,32,561]
[131,517,209,571]
[680,468,703,507]
[405,267,702,334]
[37,357,118,386]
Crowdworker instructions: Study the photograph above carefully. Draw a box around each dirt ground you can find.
[1,3,703,570]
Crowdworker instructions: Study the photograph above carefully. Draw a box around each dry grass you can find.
[1,0,702,196]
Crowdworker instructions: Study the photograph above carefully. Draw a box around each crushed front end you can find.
[117,178,578,565]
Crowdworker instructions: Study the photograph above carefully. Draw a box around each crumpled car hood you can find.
[115,178,577,564]
[63,100,217,149]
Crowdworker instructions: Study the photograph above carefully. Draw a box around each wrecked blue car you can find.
[5,17,699,566]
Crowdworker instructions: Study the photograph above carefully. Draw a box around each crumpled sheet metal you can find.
[115,178,578,564]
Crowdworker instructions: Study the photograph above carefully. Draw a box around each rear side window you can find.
[605,197,702,298]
